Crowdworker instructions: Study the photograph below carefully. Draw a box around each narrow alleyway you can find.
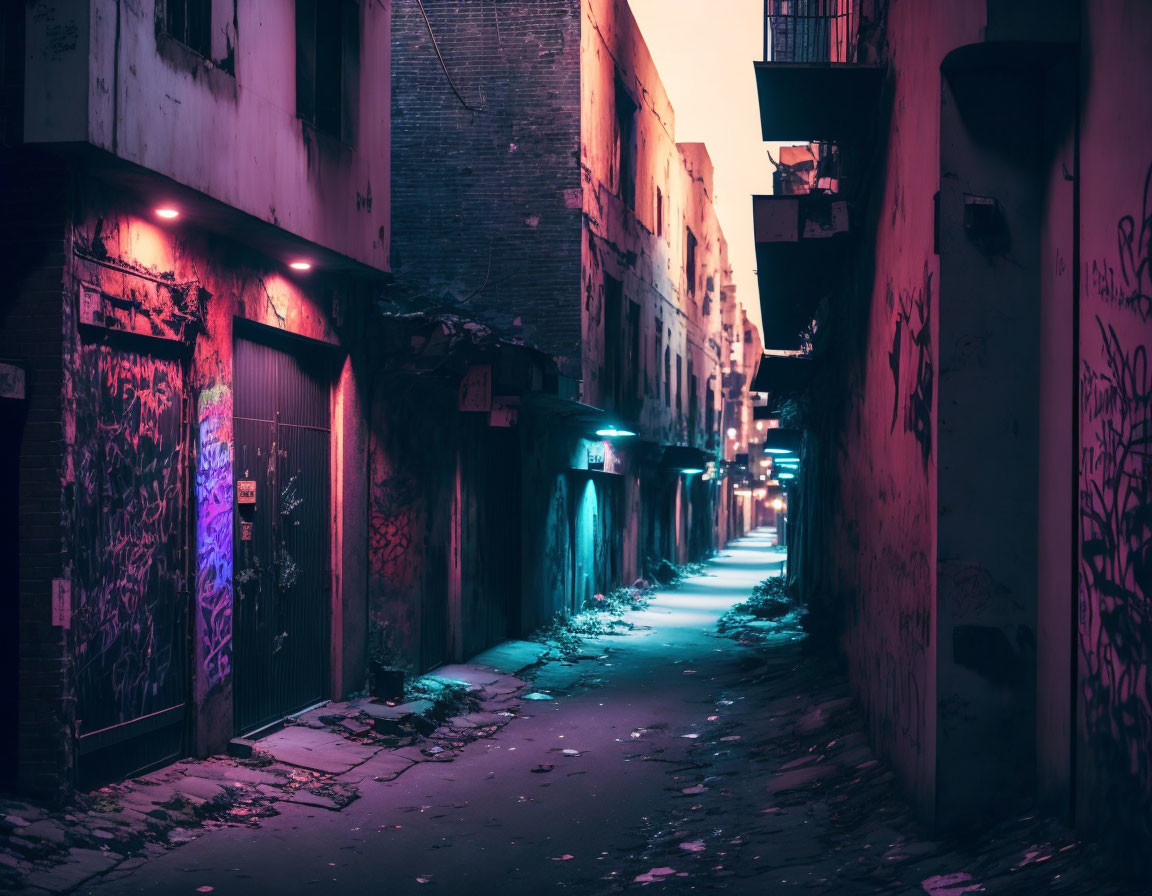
[44,532,1133,895]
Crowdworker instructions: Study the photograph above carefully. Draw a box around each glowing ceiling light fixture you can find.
[680,468,705,475]
[155,207,180,220]
[595,427,635,438]
[764,447,794,455]
[289,260,313,271]
[778,472,796,480]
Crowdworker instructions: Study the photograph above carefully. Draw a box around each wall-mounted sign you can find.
[587,443,606,471]
[458,364,493,413]
[240,521,254,542]
[237,480,257,504]
[489,395,520,428]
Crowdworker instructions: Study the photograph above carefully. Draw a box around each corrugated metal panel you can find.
[234,337,330,735]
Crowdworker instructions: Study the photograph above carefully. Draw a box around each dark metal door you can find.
[484,427,522,644]
[73,345,189,785]
[233,337,330,734]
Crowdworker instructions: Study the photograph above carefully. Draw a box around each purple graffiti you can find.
[196,388,234,689]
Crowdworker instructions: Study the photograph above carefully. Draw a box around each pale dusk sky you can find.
[627,0,773,333]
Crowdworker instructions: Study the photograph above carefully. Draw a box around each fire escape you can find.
[751,0,883,358]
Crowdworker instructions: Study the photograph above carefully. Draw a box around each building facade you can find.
[2,0,389,798]
[386,0,758,671]
[752,0,1152,871]
[0,0,759,804]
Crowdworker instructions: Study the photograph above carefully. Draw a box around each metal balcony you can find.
[755,0,883,142]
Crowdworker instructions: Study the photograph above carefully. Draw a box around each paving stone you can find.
[467,640,549,675]
[360,699,434,720]
[278,791,342,811]
[338,752,416,784]
[529,663,584,692]
[256,727,379,774]
[20,820,70,847]
[430,665,504,687]
[169,776,229,802]
[23,847,118,892]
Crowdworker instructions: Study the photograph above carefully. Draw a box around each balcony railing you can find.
[762,0,860,63]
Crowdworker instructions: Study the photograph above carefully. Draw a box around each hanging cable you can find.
[414,0,488,113]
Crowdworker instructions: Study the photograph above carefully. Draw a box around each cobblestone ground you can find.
[1,531,1143,894]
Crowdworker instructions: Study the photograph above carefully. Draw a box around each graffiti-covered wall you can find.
[1076,1,1152,865]
[367,372,457,674]
[58,181,369,770]
[827,2,983,820]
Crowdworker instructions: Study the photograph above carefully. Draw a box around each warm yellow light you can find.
[760,459,770,467]
[155,207,180,219]
[289,260,313,271]
[755,421,764,431]
[772,498,785,511]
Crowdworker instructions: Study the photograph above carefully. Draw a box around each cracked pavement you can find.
[3,531,1142,894]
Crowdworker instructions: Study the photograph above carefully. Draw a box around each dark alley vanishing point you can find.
[0,532,1127,895]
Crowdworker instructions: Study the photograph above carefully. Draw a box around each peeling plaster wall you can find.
[1075,0,1152,865]
[62,182,369,761]
[24,0,390,270]
[828,1,983,821]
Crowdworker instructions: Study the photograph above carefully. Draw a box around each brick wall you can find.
[390,0,583,377]
[0,147,73,802]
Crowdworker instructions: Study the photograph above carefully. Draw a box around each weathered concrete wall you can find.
[24,0,390,271]
[827,0,984,821]
[1075,0,1152,865]
[390,0,583,375]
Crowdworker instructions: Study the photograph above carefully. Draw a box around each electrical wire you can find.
[414,0,488,113]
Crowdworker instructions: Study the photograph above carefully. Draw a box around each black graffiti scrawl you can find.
[1079,162,1152,852]
[73,346,188,733]
[888,270,934,470]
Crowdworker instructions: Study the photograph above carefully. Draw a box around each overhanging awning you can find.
[751,355,814,396]
[753,194,851,351]
[660,445,715,471]
[754,61,884,142]
[761,428,802,454]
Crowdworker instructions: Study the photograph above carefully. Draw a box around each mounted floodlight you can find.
[289,260,313,271]
[155,207,180,219]
[595,427,636,438]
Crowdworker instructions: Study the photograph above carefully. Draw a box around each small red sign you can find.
[240,521,254,542]
[237,480,257,504]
